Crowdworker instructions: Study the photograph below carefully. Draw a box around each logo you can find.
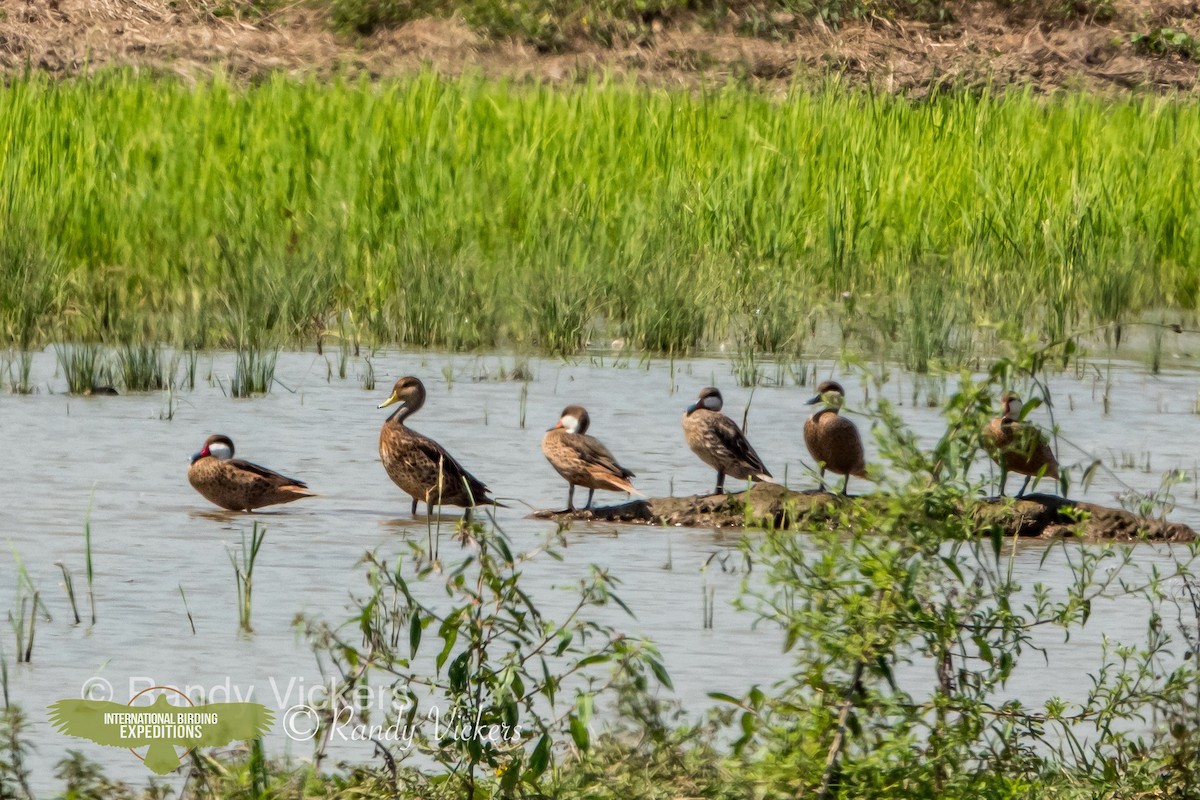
[48,684,273,775]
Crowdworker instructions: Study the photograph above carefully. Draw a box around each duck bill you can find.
[546,420,564,432]
[685,402,699,416]
[378,391,403,410]
[804,395,821,405]
[189,448,207,465]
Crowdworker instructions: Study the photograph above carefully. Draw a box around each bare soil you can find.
[2,0,1199,92]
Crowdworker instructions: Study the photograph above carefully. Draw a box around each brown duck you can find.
[682,387,773,495]
[804,381,868,495]
[188,434,314,511]
[542,405,642,511]
[982,392,1059,497]
[378,376,500,516]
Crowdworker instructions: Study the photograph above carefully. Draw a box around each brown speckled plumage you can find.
[682,387,773,495]
[378,376,498,515]
[804,381,867,495]
[982,392,1059,497]
[188,434,313,512]
[542,405,640,510]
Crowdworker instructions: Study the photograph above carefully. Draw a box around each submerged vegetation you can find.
[1,72,1199,366]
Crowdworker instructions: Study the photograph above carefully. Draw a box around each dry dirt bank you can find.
[2,0,1198,91]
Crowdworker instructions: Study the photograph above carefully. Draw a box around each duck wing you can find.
[570,434,635,479]
[411,435,494,503]
[713,415,772,478]
[227,459,308,489]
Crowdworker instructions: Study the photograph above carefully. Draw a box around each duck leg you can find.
[842,473,851,496]
[818,467,827,493]
[585,488,596,509]
[566,484,576,512]
[1016,474,1032,498]
[715,470,725,495]
[411,497,419,516]
[997,462,1009,498]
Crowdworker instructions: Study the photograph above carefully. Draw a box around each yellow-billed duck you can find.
[804,380,868,495]
[542,404,641,511]
[188,434,314,511]
[378,376,499,516]
[682,387,773,495]
[982,392,1059,497]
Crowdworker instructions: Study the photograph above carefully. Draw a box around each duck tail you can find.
[614,477,645,498]
[754,473,777,484]
[283,485,316,497]
[593,470,642,497]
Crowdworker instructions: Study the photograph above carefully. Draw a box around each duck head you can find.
[550,405,591,434]
[378,376,427,422]
[999,392,1023,420]
[805,381,847,411]
[686,387,723,416]
[191,434,234,464]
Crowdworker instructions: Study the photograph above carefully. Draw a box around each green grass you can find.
[2,72,1200,361]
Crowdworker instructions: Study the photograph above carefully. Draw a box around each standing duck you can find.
[378,376,499,517]
[542,405,642,511]
[804,381,868,495]
[188,434,314,511]
[682,387,773,495]
[983,392,1059,497]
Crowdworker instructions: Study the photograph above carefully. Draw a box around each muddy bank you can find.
[4,0,1199,92]
[530,483,1196,543]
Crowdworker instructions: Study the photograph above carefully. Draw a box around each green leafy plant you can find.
[1132,27,1200,60]
[297,518,671,796]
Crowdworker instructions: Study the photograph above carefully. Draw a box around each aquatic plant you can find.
[718,352,1200,797]
[231,348,277,398]
[296,518,669,796]
[55,344,110,396]
[84,497,96,625]
[1,351,34,395]
[4,74,1200,356]
[178,584,196,635]
[55,562,80,626]
[228,522,266,633]
[116,344,171,392]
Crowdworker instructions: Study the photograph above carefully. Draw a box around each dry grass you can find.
[1,0,1199,92]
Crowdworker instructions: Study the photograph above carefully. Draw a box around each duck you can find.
[378,376,500,517]
[682,387,773,495]
[982,392,1059,497]
[188,434,314,511]
[804,381,868,495]
[542,405,642,511]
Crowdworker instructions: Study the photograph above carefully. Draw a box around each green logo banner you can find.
[48,689,274,775]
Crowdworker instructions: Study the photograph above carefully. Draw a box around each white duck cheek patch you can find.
[561,415,580,434]
[208,444,234,460]
[702,395,722,411]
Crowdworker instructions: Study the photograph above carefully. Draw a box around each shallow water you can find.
[2,348,1199,791]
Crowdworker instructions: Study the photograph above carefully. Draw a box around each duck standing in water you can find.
[378,376,500,517]
[542,404,642,511]
[804,381,868,495]
[682,387,773,495]
[983,392,1059,497]
[188,434,314,511]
